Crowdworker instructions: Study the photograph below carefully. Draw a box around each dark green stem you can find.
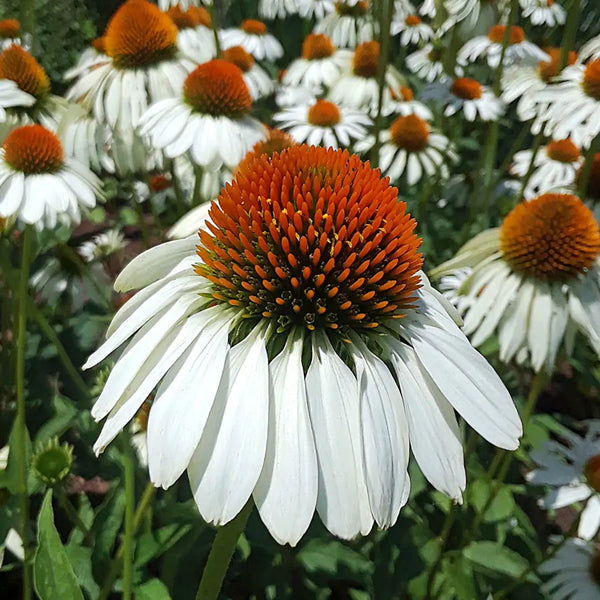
[517,131,543,203]
[16,226,33,600]
[194,501,253,600]
[578,135,600,199]
[559,0,580,71]
[122,446,135,600]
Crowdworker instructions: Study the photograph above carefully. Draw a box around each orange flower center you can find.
[307,99,341,127]
[222,45,255,72]
[0,44,50,99]
[545,138,580,163]
[538,47,576,82]
[399,86,414,101]
[104,0,178,69]
[390,114,430,152]
[583,59,600,101]
[166,4,200,29]
[405,14,421,26]
[352,40,379,78]
[335,0,368,16]
[183,59,252,118]
[92,36,107,53]
[450,77,482,100]
[196,145,422,332]
[235,128,296,176]
[499,193,600,281]
[487,24,525,44]
[241,19,267,35]
[188,6,211,28]
[2,125,64,174]
[149,174,171,192]
[585,455,600,494]
[0,19,20,38]
[302,33,335,60]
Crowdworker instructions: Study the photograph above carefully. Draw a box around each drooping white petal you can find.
[147,306,231,488]
[409,323,522,450]
[254,331,318,546]
[350,336,409,528]
[578,495,600,540]
[188,327,269,525]
[387,339,466,502]
[305,332,373,539]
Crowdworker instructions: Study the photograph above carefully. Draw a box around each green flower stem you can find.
[20,0,35,49]
[97,482,156,600]
[16,225,33,600]
[370,0,394,168]
[169,160,188,218]
[122,445,135,600]
[462,369,548,546]
[133,200,151,249]
[209,0,222,57]
[559,0,580,71]
[578,135,599,199]
[28,299,90,399]
[516,131,543,203]
[194,500,253,600]
[57,490,91,541]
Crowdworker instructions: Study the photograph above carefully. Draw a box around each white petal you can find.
[147,307,231,488]
[305,332,373,539]
[254,332,318,546]
[188,327,269,525]
[578,495,600,540]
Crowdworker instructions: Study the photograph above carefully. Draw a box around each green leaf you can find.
[463,541,528,578]
[34,490,84,600]
[134,524,192,567]
[135,578,172,600]
[469,480,515,523]
[0,420,32,494]
[297,539,372,583]
[64,544,100,598]
[35,394,78,443]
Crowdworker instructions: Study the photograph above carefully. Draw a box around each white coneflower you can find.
[438,268,474,314]
[519,0,565,27]
[579,34,600,64]
[510,138,583,199]
[383,85,433,120]
[355,113,454,185]
[431,193,600,372]
[166,4,216,65]
[502,47,576,122]
[0,124,102,229]
[0,19,27,51]
[531,58,600,149]
[222,45,275,101]
[64,37,109,82]
[259,0,300,19]
[527,421,600,541]
[283,33,350,93]
[220,19,284,61]
[422,76,504,121]
[297,0,336,20]
[85,145,521,546]
[66,0,194,131]
[274,98,371,148]
[329,40,402,116]
[391,14,434,46]
[79,229,126,263]
[406,43,449,83]
[540,538,600,600]
[138,59,266,170]
[0,79,34,122]
[458,24,549,69]
[158,0,206,8]
[313,0,375,48]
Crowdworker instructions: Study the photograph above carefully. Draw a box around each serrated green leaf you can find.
[34,490,84,600]
[135,578,172,600]
[464,541,528,578]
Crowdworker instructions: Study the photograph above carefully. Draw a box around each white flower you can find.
[138,59,266,170]
[168,201,212,239]
[328,41,403,116]
[527,421,600,540]
[0,124,101,229]
[406,43,453,83]
[540,538,600,599]
[259,0,299,19]
[79,229,126,263]
[520,0,566,26]
[431,193,600,372]
[382,85,433,119]
[313,1,375,48]
[0,79,35,122]
[283,34,350,93]
[0,19,27,51]
[166,4,217,64]
[276,85,317,108]
[355,114,455,185]
[458,24,549,69]
[66,0,194,131]
[158,0,207,8]
[391,14,434,46]
[531,59,600,150]
[438,268,474,315]
[274,98,371,148]
[85,145,521,546]
[220,19,283,61]
[222,46,275,100]
[64,38,108,82]
[422,76,504,121]
[297,0,336,19]
[510,139,583,199]
[579,34,600,64]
